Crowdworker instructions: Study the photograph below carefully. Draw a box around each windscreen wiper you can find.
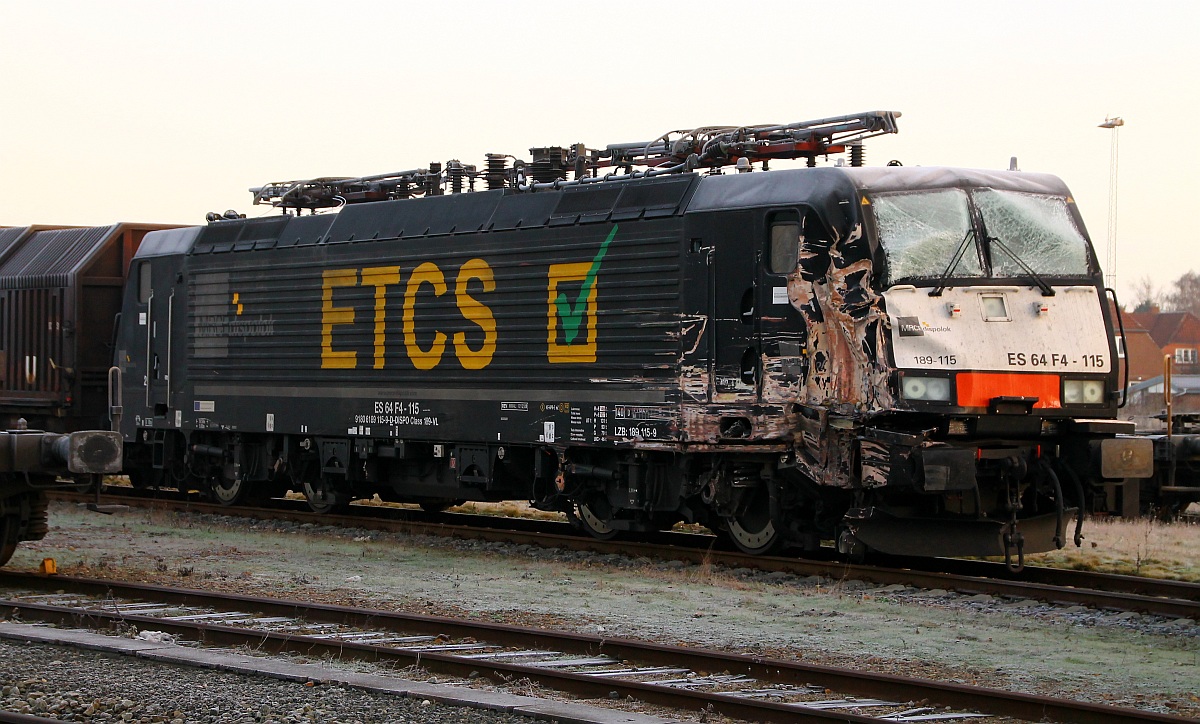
[928,228,976,297]
[987,236,1055,296]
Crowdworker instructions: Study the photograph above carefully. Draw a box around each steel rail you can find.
[0,572,1191,724]
[0,714,67,724]
[903,555,1200,600]
[50,491,1200,618]
[0,602,888,724]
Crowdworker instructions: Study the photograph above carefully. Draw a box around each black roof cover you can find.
[686,166,1073,212]
[0,227,30,264]
[835,166,1073,196]
[0,225,117,289]
[685,166,1076,240]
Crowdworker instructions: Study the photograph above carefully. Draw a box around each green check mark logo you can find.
[554,225,617,344]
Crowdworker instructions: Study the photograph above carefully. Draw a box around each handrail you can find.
[107,365,122,433]
[1105,287,1128,408]
[166,292,174,408]
[144,293,153,408]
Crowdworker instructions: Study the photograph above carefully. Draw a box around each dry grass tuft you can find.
[1030,515,1200,581]
[450,500,565,521]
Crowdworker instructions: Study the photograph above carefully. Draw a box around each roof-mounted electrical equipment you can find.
[246,111,900,214]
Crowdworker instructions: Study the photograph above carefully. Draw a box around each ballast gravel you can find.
[0,638,547,724]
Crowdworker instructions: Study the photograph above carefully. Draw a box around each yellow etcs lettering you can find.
[322,260,496,370]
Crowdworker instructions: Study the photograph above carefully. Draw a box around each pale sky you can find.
[2,0,1197,302]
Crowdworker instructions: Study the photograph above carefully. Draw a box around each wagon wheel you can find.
[303,475,347,514]
[0,515,19,567]
[724,486,783,555]
[576,500,620,541]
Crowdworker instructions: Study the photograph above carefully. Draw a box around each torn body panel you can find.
[794,225,895,415]
[680,403,795,445]
[777,222,896,489]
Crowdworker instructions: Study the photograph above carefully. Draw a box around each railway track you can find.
[0,714,63,724]
[51,489,1200,620]
[0,571,1190,724]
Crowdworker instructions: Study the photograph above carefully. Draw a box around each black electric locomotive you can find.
[100,112,1152,564]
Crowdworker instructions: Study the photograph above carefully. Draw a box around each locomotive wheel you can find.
[303,477,346,514]
[207,475,247,506]
[724,490,783,555]
[577,502,619,541]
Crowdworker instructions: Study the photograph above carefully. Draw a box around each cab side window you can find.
[768,211,800,275]
[138,262,152,303]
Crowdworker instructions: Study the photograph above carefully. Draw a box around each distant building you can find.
[1128,309,1200,376]
[1114,311,1166,384]
[1125,374,1200,431]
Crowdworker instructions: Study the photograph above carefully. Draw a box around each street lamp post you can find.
[1099,116,1124,290]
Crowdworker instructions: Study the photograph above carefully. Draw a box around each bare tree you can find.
[1164,270,1200,316]
[1128,275,1163,312]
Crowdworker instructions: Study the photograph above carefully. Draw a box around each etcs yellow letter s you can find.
[453,258,497,370]
[321,260,497,370]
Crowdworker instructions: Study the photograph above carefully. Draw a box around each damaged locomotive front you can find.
[722,167,1154,563]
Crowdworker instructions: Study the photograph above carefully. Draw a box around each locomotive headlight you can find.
[1063,379,1106,405]
[901,375,952,402]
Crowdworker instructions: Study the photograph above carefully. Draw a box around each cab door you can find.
[704,210,759,401]
[138,259,176,419]
[756,209,813,405]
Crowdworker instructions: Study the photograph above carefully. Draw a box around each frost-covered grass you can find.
[1028,515,1200,581]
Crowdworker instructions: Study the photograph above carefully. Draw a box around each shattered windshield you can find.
[872,189,983,282]
[973,189,1090,276]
